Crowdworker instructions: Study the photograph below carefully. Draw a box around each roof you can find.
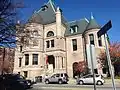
[65,19,89,36]
[28,1,67,25]
[86,15,100,30]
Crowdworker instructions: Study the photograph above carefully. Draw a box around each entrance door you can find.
[48,55,55,69]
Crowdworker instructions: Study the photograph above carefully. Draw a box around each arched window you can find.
[47,31,54,37]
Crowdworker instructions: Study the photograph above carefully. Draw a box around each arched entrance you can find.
[48,55,55,69]
[73,62,78,78]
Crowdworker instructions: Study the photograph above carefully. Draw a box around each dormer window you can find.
[70,25,78,34]
[41,5,48,11]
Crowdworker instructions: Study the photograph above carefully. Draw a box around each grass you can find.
[105,76,120,79]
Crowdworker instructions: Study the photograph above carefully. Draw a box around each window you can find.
[98,37,102,46]
[46,41,50,48]
[19,58,22,67]
[25,54,29,65]
[56,74,60,77]
[47,31,54,37]
[33,54,38,65]
[51,40,54,47]
[89,34,94,45]
[41,5,48,11]
[70,25,78,33]
[24,71,28,78]
[20,46,22,52]
[72,39,77,51]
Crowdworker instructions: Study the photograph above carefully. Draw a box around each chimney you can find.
[56,7,62,37]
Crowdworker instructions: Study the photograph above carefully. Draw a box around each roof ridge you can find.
[68,18,88,23]
[48,0,56,12]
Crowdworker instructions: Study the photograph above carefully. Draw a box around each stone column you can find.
[29,53,32,66]
[62,57,65,68]
[60,56,62,69]
[57,56,60,69]
[55,56,58,69]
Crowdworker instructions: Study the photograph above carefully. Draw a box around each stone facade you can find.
[13,0,108,80]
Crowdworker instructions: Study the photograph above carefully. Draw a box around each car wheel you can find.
[45,80,49,84]
[79,80,83,85]
[97,81,103,85]
[58,80,62,84]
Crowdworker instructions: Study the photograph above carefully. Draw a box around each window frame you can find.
[72,39,77,51]
[19,58,22,67]
[47,31,54,37]
[32,54,38,65]
[89,34,94,45]
[51,40,54,47]
[98,37,102,46]
[25,54,29,65]
[70,25,78,33]
[46,41,50,48]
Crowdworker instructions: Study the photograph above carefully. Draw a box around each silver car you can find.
[45,73,69,84]
[76,74,105,85]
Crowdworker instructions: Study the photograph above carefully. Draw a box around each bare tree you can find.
[0,0,25,47]
[0,48,14,74]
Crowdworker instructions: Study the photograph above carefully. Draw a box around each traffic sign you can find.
[97,20,112,37]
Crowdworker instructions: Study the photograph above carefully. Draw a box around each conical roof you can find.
[86,15,100,30]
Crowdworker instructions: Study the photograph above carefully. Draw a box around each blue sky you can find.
[18,0,120,42]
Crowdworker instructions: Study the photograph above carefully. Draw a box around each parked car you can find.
[0,74,32,90]
[76,74,105,85]
[44,73,69,84]
[35,76,43,83]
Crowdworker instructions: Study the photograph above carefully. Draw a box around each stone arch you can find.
[47,31,54,37]
[73,62,78,78]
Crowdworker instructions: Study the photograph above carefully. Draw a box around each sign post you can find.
[97,20,116,90]
[89,45,97,90]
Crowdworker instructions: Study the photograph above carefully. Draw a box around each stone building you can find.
[13,0,108,79]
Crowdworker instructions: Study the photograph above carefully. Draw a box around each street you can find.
[28,83,120,90]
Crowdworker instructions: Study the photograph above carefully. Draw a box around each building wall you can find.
[84,29,106,74]
[66,34,85,77]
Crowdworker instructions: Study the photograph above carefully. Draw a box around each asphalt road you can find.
[28,83,120,90]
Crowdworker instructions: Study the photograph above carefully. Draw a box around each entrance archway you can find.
[73,62,78,78]
[48,55,55,69]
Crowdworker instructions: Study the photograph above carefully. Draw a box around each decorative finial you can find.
[17,20,20,24]
[91,12,94,19]
[57,7,60,11]
[49,0,55,4]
